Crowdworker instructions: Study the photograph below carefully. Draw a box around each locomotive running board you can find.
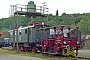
[48,53,61,55]
[41,52,48,54]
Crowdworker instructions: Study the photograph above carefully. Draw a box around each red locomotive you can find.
[39,25,79,56]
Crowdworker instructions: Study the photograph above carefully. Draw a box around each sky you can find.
[0,0,90,19]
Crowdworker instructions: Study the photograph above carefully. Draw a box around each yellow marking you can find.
[62,47,78,56]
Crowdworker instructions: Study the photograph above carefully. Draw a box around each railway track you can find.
[67,56,90,60]
[45,54,90,60]
[1,47,90,60]
[69,56,90,60]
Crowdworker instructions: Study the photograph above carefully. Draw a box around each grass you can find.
[0,48,45,57]
[81,47,88,50]
[0,48,88,60]
[0,48,67,60]
[0,48,17,54]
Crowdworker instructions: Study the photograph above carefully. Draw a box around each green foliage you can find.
[81,47,88,50]
[1,13,90,34]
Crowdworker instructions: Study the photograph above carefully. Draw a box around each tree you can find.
[56,10,59,17]
[1,12,90,34]
[77,16,90,34]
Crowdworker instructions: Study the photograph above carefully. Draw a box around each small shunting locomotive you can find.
[39,25,79,56]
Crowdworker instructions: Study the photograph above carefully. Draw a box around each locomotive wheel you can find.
[32,47,36,53]
[35,48,42,53]
[14,46,17,50]
[48,47,54,53]
[0,46,2,48]
[20,46,24,51]
[12,46,16,50]
[24,47,28,52]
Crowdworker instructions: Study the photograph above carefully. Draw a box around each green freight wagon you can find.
[0,37,4,48]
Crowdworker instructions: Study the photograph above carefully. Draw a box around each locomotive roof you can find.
[8,24,50,32]
[38,25,78,30]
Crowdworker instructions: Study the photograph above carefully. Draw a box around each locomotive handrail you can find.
[37,27,52,30]
[52,25,77,30]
